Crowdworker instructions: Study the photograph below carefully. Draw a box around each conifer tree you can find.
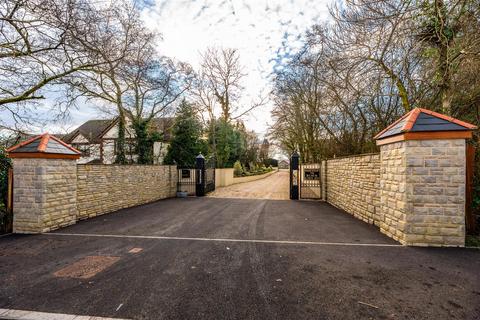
[164,100,206,167]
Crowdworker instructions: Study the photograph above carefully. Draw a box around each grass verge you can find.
[465,235,480,248]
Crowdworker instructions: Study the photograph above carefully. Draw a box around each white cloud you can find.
[140,0,331,135]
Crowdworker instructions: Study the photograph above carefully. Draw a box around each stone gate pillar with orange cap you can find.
[375,108,477,247]
[7,133,81,233]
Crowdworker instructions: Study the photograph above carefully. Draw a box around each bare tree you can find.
[66,1,193,164]
[191,47,267,162]
[63,1,151,163]
[270,0,479,163]
[0,0,116,128]
[328,0,424,113]
[417,0,480,115]
[197,48,245,122]
[122,51,194,163]
[192,47,267,122]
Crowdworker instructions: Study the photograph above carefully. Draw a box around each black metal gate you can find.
[205,157,215,194]
[177,168,197,196]
[299,163,322,199]
[289,152,322,200]
[177,154,215,197]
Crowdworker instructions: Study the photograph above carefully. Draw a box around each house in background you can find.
[63,117,173,164]
[278,159,289,169]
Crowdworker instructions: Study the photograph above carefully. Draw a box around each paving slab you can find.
[0,308,129,319]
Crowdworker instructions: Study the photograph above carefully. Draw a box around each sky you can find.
[4,0,331,136]
[140,0,331,136]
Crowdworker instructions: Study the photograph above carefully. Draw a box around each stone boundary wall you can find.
[77,165,177,220]
[325,154,381,225]
[215,168,235,187]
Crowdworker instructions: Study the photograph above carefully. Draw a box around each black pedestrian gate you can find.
[177,154,215,197]
[177,167,196,196]
[299,163,322,199]
[289,151,323,200]
[204,157,215,194]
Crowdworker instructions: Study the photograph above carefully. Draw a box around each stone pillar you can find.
[375,108,476,247]
[379,139,467,246]
[7,133,81,233]
[12,158,78,233]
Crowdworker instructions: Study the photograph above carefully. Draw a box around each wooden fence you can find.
[465,144,475,233]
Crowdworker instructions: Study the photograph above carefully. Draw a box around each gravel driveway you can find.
[208,170,290,200]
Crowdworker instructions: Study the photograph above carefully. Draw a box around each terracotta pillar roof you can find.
[374,108,477,145]
[7,133,81,159]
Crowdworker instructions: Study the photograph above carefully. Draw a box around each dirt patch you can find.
[54,255,120,279]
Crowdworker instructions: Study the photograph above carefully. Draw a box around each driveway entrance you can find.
[1,194,480,319]
[208,170,290,200]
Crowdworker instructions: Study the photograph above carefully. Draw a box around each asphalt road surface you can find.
[1,196,479,320]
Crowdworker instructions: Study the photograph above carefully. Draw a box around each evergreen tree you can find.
[209,120,245,168]
[115,112,127,164]
[164,100,206,167]
[132,119,162,165]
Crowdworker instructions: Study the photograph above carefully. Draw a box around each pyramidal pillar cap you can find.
[6,133,81,159]
[374,108,477,146]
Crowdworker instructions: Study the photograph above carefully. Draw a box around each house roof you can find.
[374,108,477,140]
[7,133,81,159]
[63,117,174,144]
[150,117,174,141]
[63,119,115,144]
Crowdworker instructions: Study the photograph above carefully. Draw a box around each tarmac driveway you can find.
[1,197,480,319]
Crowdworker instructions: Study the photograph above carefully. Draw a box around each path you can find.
[208,170,290,200]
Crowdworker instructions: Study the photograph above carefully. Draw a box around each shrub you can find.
[233,160,243,177]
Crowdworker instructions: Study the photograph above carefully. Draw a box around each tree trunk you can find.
[115,108,127,164]
[209,117,217,162]
[436,0,452,115]
[373,58,411,112]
